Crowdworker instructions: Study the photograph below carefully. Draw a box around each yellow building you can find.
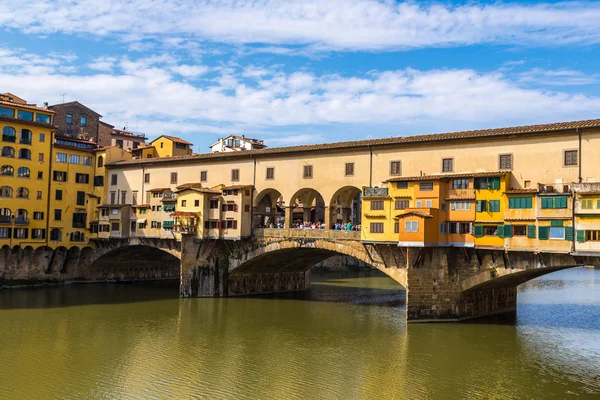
[0,94,54,248]
[131,135,193,159]
[573,183,600,253]
[473,173,509,248]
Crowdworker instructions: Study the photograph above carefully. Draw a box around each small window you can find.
[394,222,399,233]
[194,199,200,207]
[55,190,63,200]
[395,200,409,210]
[345,163,354,176]
[564,150,578,166]
[56,152,67,163]
[110,192,116,204]
[425,200,433,208]
[111,174,117,185]
[38,153,44,162]
[513,225,527,236]
[452,179,469,189]
[440,223,447,234]
[17,110,33,121]
[1,146,14,157]
[370,201,384,210]
[80,116,87,127]
[17,166,30,178]
[209,199,219,209]
[144,173,150,184]
[419,182,433,191]
[97,156,104,168]
[266,167,274,180]
[396,181,408,189]
[121,191,127,204]
[18,148,31,159]
[39,133,46,142]
[415,200,422,207]
[370,222,384,233]
[36,191,42,200]
[231,169,240,182]
[170,172,178,184]
[499,154,513,170]
[483,226,497,236]
[68,154,80,164]
[442,158,453,172]
[390,161,401,175]
[405,220,419,232]
[303,165,313,179]
[54,209,62,221]
[2,126,16,142]
[94,176,104,186]
[37,171,43,180]
[200,171,207,182]
[66,114,73,124]
[75,173,89,184]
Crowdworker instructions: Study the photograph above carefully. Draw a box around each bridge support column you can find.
[180,234,228,297]
[302,207,311,223]
[324,206,331,230]
[285,206,293,228]
[405,247,517,322]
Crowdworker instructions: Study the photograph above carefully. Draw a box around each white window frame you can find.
[405,220,419,232]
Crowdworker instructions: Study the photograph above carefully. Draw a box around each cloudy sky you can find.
[1,0,599,152]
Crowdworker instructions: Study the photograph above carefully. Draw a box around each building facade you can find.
[49,101,102,142]
[210,135,266,152]
[98,121,147,150]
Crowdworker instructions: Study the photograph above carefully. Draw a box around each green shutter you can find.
[577,230,586,243]
[596,199,600,209]
[525,197,532,209]
[490,177,500,190]
[476,200,485,212]
[565,226,574,241]
[550,220,563,227]
[489,200,500,212]
[541,197,550,209]
[503,224,512,238]
[560,196,568,209]
[497,225,504,238]
[539,226,549,240]
[474,225,483,237]
[527,224,536,238]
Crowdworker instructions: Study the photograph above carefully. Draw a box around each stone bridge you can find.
[2,230,599,323]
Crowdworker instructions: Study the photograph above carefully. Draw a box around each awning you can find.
[163,203,176,212]
[136,219,147,223]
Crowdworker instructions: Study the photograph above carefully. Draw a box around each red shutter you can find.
[221,204,226,212]
[217,220,222,229]
[234,204,238,212]
[234,190,238,196]
[233,220,238,229]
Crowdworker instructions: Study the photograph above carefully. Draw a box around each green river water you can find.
[1,268,599,399]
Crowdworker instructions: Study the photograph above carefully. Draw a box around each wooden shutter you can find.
[527,225,536,238]
[550,220,563,227]
[503,224,512,238]
[233,220,238,229]
[541,197,550,209]
[497,225,504,238]
[217,220,222,229]
[474,225,483,237]
[234,204,238,212]
[565,226,574,241]
[538,226,549,240]
[577,229,586,243]
[222,204,226,212]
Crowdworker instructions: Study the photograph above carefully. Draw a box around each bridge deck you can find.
[253,228,360,240]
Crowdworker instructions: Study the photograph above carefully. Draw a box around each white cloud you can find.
[518,68,600,86]
[170,64,209,77]
[2,1,600,51]
[87,56,117,72]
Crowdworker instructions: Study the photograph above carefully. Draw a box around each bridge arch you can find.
[328,185,362,228]
[253,188,284,228]
[288,187,326,226]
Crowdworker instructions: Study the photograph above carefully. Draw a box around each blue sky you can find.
[1,0,600,153]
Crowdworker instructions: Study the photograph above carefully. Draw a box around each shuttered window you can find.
[476,200,486,212]
[489,200,500,212]
[474,225,483,237]
[370,201,384,210]
[541,196,568,209]
[370,223,384,233]
[508,197,533,209]
[345,163,354,176]
[527,225,536,238]
[390,161,401,175]
[303,165,313,179]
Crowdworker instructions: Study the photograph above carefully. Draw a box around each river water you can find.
[1,268,599,399]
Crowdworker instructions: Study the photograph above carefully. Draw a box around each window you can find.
[81,156,92,165]
[160,142,164,148]
[476,200,487,212]
[390,161,401,175]
[80,116,87,126]
[111,174,117,185]
[581,199,593,209]
[225,220,238,229]
[452,179,469,189]
[489,200,500,212]
[53,171,67,182]
[450,201,470,211]
[115,139,123,148]
[484,226,497,236]
[425,200,433,208]
[585,230,600,241]
[564,150,578,166]
[37,114,51,124]
[1,165,14,176]
[36,191,42,200]
[205,220,218,229]
[396,181,408,189]
[33,212,44,220]
[50,228,62,241]
[76,191,85,206]
[448,223,471,234]
[200,171,207,182]
[14,228,28,239]
[17,110,33,121]
[110,192,116,204]
[111,222,120,231]
[111,208,119,215]
[2,126,16,142]
[66,114,73,124]
[94,176,104,186]
[17,166,30,178]
[0,107,14,118]
[513,225,527,236]
[37,171,43,179]
[370,222,384,233]
[38,153,44,162]
[442,158,453,172]
[55,190,63,200]
[405,220,419,232]
[54,209,62,221]
[0,186,12,197]
[72,212,87,228]
[221,204,237,212]
[508,197,533,209]
[345,163,354,176]
[194,199,200,207]
[266,167,274,180]
[395,200,409,210]
[133,142,140,149]
[39,133,45,142]
[370,201,384,210]
[244,205,250,212]
[474,177,501,190]
[32,229,46,239]
[303,165,313,179]
[170,172,177,184]
[419,182,433,191]
[415,200,422,207]
[549,227,565,239]
[121,191,127,204]
[231,169,240,182]
[439,223,447,234]
[499,154,513,170]
[144,173,150,184]
[56,152,67,163]
[68,154,80,164]
[175,142,187,150]
[209,199,219,209]
[1,146,14,157]
[181,200,187,207]
[97,156,104,168]
[541,196,568,209]
[75,173,89,184]
[16,187,29,198]
[132,192,138,206]
[20,129,32,144]
[0,228,10,238]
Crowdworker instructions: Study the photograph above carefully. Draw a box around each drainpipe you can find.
[45,129,55,247]
[368,145,373,188]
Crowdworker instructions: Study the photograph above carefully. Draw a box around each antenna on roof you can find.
[59,93,67,103]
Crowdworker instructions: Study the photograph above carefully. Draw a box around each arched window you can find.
[16,187,29,198]
[17,166,30,178]
[18,148,31,160]
[50,228,62,241]
[2,126,16,142]
[97,156,104,168]
[70,231,85,242]
[1,165,14,176]
[15,209,28,224]
[0,186,12,197]
[20,129,32,145]
[1,146,14,157]
[0,208,11,224]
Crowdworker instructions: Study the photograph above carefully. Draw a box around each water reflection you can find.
[0,268,598,399]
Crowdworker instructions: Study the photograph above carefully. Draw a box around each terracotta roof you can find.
[48,101,102,117]
[394,211,433,219]
[393,195,412,199]
[387,171,506,183]
[505,189,539,194]
[133,204,150,208]
[577,191,600,195]
[161,198,177,202]
[148,187,171,192]
[176,182,203,190]
[170,211,199,217]
[364,214,388,218]
[222,185,253,190]
[107,118,600,168]
[99,121,115,128]
[0,99,55,113]
[445,195,476,200]
[474,220,504,224]
[504,217,536,221]
[176,186,221,194]
[362,196,392,200]
[151,135,192,145]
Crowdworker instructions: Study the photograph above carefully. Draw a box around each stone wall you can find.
[49,102,101,141]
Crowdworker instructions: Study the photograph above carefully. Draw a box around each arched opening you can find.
[20,129,32,145]
[0,186,13,198]
[18,148,31,160]
[15,209,28,224]
[2,126,16,142]
[1,146,14,158]
[97,156,103,168]
[329,186,362,230]
[0,208,12,224]
[289,188,326,228]
[16,188,29,199]
[253,188,285,228]
[17,166,29,178]
[1,165,14,176]
[89,245,180,282]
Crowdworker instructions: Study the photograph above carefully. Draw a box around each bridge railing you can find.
[254,228,360,240]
